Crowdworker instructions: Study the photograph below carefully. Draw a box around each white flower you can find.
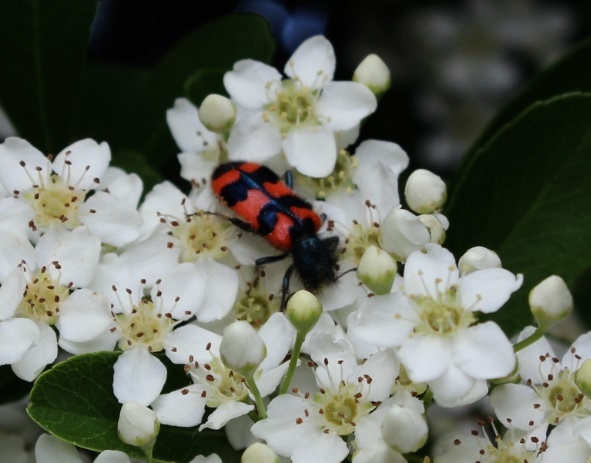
[224,35,377,177]
[117,402,159,448]
[166,98,226,186]
[0,137,143,246]
[0,225,101,380]
[251,333,398,463]
[348,243,522,407]
[490,329,591,438]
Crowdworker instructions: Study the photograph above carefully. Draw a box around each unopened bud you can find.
[380,206,430,261]
[575,359,591,399]
[198,94,236,133]
[286,289,323,334]
[404,169,447,214]
[357,245,396,295]
[529,275,573,328]
[241,442,279,463]
[353,54,391,96]
[117,402,159,449]
[418,214,447,245]
[458,246,502,275]
[381,404,428,453]
[220,321,266,375]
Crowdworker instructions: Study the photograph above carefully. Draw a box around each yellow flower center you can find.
[117,299,175,352]
[17,267,69,325]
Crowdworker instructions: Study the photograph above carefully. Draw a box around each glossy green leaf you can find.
[0,0,96,153]
[28,352,240,463]
[444,93,591,335]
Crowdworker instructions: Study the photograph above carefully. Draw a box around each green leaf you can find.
[444,93,591,336]
[28,352,240,463]
[0,0,96,153]
[458,36,591,173]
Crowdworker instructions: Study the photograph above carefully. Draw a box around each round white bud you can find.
[357,245,397,295]
[220,321,266,375]
[198,94,236,133]
[117,402,159,449]
[529,275,573,328]
[241,442,279,463]
[286,289,323,334]
[404,169,447,214]
[458,246,502,275]
[381,404,428,454]
[353,54,391,96]
[380,206,430,261]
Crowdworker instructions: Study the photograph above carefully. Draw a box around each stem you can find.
[279,331,306,395]
[142,446,154,463]
[513,326,545,353]
[245,372,267,419]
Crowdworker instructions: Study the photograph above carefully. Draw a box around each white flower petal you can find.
[347,293,417,348]
[166,98,220,153]
[459,268,523,313]
[258,313,295,370]
[357,349,399,401]
[428,363,487,408]
[113,347,167,405]
[0,198,35,247]
[0,318,41,365]
[454,322,516,379]
[94,450,131,463]
[224,60,281,108]
[291,431,349,463]
[227,110,282,162]
[283,126,336,177]
[0,266,28,320]
[196,258,239,322]
[199,400,254,430]
[103,171,143,209]
[256,362,290,397]
[490,384,545,429]
[403,243,458,298]
[53,139,111,190]
[284,35,335,88]
[164,324,222,365]
[58,329,118,355]
[12,322,57,381]
[563,332,591,370]
[151,384,207,427]
[178,152,218,185]
[80,192,142,247]
[397,334,451,382]
[57,289,113,343]
[515,326,555,383]
[35,434,81,463]
[153,263,207,320]
[35,226,101,288]
[317,81,377,131]
[0,137,49,192]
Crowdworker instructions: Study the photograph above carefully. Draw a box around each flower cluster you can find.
[0,34,582,463]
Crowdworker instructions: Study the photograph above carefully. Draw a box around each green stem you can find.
[245,372,267,419]
[142,445,154,463]
[279,331,306,395]
[513,326,545,353]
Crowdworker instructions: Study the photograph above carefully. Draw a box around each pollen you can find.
[297,150,358,200]
[264,79,320,134]
[22,174,86,229]
[234,275,281,328]
[16,266,70,325]
[116,299,175,352]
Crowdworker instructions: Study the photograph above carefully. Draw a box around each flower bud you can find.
[529,275,573,328]
[404,169,447,214]
[241,442,279,463]
[220,321,266,375]
[117,402,159,449]
[286,290,323,335]
[198,94,236,133]
[381,404,428,453]
[380,206,430,261]
[418,214,447,245]
[575,359,591,399]
[353,54,391,96]
[357,245,397,295]
[458,246,502,275]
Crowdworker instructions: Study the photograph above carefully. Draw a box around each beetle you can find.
[211,161,339,308]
